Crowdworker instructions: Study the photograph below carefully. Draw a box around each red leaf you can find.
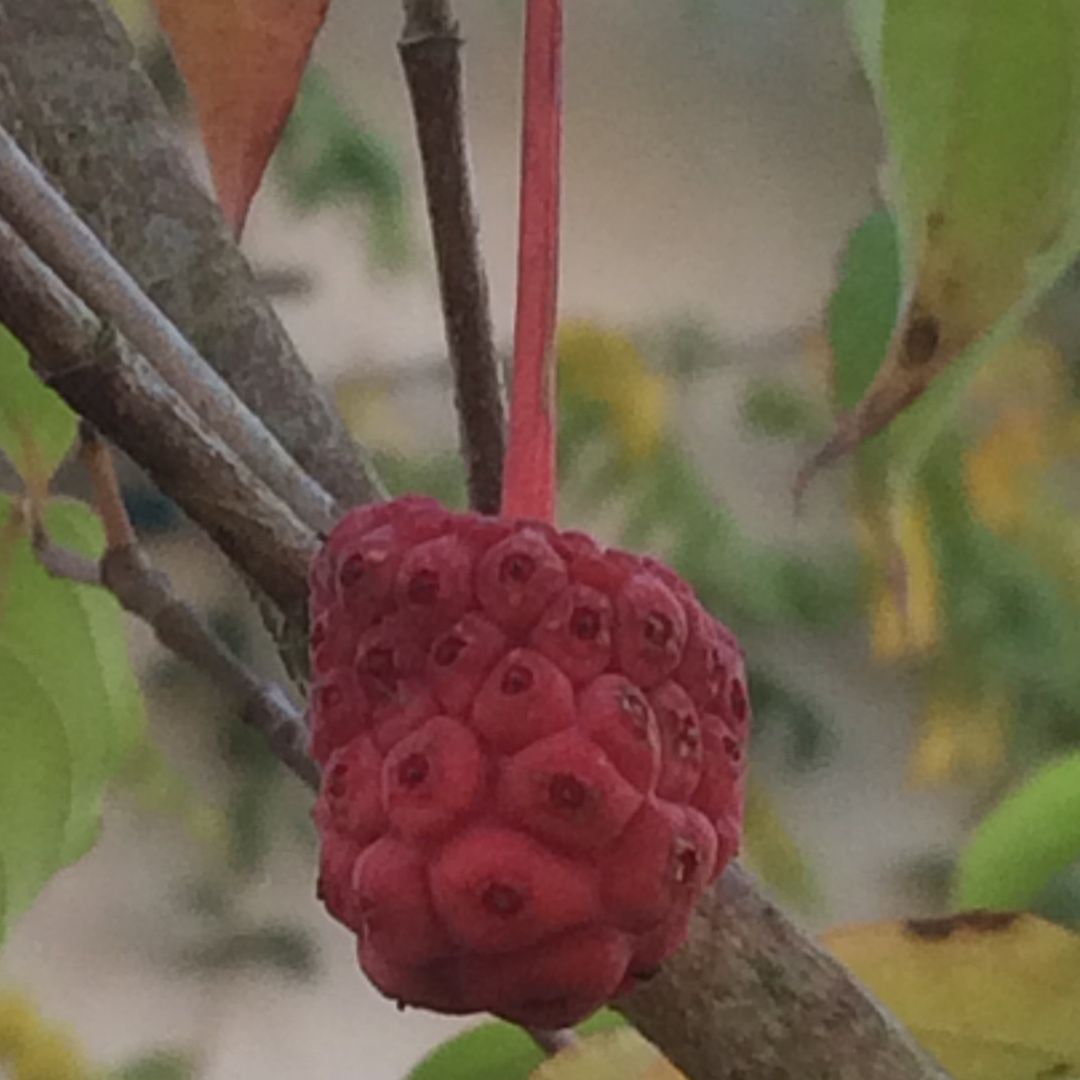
[153,0,330,233]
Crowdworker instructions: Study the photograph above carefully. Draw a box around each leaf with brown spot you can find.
[152,0,330,232]
[806,0,1080,484]
[823,913,1080,1080]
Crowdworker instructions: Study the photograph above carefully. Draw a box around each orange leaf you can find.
[153,0,330,233]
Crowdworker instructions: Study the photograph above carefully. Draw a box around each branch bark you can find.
[617,864,950,1080]
[0,3,949,1079]
[0,0,383,511]
[0,216,316,623]
[0,123,337,536]
[33,524,318,790]
[400,0,506,515]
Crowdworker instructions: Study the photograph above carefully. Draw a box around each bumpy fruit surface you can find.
[310,496,748,1028]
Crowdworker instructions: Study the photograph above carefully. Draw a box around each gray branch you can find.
[0,2,949,1078]
[0,215,316,624]
[617,864,951,1080]
[0,0,383,511]
[34,530,318,790]
[0,123,337,537]
[400,0,506,514]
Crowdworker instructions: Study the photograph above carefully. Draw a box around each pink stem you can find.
[501,0,563,522]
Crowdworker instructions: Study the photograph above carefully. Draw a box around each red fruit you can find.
[577,674,661,793]
[314,736,386,845]
[382,716,485,841]
[496,731,642,853]
[429,826,598,952]
[309,498,749,1026]
[600,801,716,931]
[674,599,728,707]
[359,943,474,1016]
[470,647,575,753]
[310,609,358,679]
[726,669,751,739]
[355,615,426,702]
[317,830,365,932]
[614,573,689,689]
[461,926,632,1029]
[371,678,439,753]
[427,613,506,716]
[476,528,569,632]
[310,668,371,765]
[334,526,401,622]
[649,680,704,802]
[691,712,744,833]
[381,495,451,544]
[531,582,613,684]
[354,839,452,965]
[394,534,475,632]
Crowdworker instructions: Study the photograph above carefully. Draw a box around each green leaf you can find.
[0,496,144,940]
[110,1050,196,1080]
[828,210,901,414]
[407,1012,625,1080]
[740,379,823,439]
[0,650,72,932]
[955,752,1080,910]
[277,68,409,269]
[821,0,1080,467]
[46,501,144,776]
[181,925,319,980]
[0,324,78,488]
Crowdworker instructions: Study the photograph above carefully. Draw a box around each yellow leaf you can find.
[908,689,1008,788]
[530,1030,685,1080]
[0,988,94,1080]
[857,496,939,661]
[557,321,670,461]
[823,912,1080,1080]
[741,777,821,911]
[965,409,1049,533]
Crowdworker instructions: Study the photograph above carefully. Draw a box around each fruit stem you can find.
[501,0,563,523]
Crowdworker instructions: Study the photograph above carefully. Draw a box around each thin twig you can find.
[0,124,338,536]
[33,435,319,791]
[399,0,506,515]
[79,422,135,548]
[0,215,317,623]
[31,527,101,586]
[101,543,319,789]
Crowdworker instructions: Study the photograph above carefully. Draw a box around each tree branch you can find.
[0,0,383,510]
[617,864,950,1080]
[100,542,318,789]
[32,477,315,790]
[0,123,338,536]
[400,0,506,515]
[0,215,316,623]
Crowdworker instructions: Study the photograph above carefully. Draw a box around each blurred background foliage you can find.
[5,0,1080,1077]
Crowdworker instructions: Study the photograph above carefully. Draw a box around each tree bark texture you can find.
[0,0,383,510]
